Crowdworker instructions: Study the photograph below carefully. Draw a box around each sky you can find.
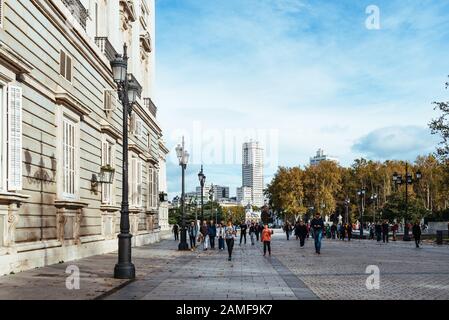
[153,0,449,199]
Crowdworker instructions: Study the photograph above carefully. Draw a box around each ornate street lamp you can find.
[392,163,422,240]
[110,44,141,279]
[357,188,366,238]
[370,193,378,223]
[176,137,190,250]
[198,165,206,223]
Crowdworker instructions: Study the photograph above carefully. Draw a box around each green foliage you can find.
[266,155,444,223]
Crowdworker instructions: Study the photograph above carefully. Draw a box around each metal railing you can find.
[94,37,118,62]
[143,97,157,117]
[62,0,88,31]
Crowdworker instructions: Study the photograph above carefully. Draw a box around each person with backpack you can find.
[310,213,324,254]
[261,224,274,256]
[225,221,237,261]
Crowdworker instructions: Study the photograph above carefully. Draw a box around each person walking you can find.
[249,222,256,245]
[347,223,352,241]
[225,221,237,261]
[261,224,273,256]
[412,221,422,248]
[284,222,291,240]
[298,220,308,247]
[311,213,324,254]
[294,221,301,240]
[392,222,398,241]
[375,221,382,242]
[369,223,375,240]
[200,220,209,250]
[216,223,225,250]
[188,221,198,250]
[340,223,346,241]
[239,221,248,245]
[331,222,337,239]
[382,220,389,243]
[172,224,179,241]
[208,220,217,249]
[255,223,261,242]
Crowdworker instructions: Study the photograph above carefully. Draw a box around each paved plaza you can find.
[0,232,448,300]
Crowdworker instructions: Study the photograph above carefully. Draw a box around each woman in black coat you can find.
[298,221,308,247]
[412,221,422,248]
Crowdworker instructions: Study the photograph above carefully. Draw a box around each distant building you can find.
[213,185,230,201]
[237,186,253,206]
[309,148,339,166]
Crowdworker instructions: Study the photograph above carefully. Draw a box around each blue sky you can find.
[154,0,449,199]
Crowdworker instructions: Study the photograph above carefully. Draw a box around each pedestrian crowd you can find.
[171,213,428,262]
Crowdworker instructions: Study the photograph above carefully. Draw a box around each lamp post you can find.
[176,137,190,250]
[357,188,366,239]
[392,163,422,240]
[344,198,350,224]
[198,165,206,224]
[110,44,141,279]
[209,184,214,220]
[370,193,378,223]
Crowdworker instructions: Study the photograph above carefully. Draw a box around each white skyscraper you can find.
[240,141,264,207]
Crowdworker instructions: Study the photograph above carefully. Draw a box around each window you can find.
[101,137,115,205]
[62,117,76,198]
[104,89,118,113]
[59,50,73,82]
[135,118,143,138]
[148,167,158,209]
[130,155,142,207]
[1,85,23,191]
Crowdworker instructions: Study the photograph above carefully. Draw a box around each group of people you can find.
[173,220,274,261]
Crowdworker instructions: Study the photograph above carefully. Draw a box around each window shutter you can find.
[66,55,72,82]
[60,51,66,78]
[7,85,23,191]
[154,170,158,208]
[148,168,153,208]
[137,160,142,206]
[0,0,4,28]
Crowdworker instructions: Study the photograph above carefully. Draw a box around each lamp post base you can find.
[114,262,136,279]
[178,228,189,251]
[114,233,135,279]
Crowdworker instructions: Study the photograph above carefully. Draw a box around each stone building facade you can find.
[0,0,168,275]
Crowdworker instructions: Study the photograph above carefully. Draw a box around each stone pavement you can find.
[0,232,448,300]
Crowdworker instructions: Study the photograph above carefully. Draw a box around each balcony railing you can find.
[95,37,118,62]
[144,98,157,117]
[62,0,88,31]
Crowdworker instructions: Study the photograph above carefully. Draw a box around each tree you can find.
[429,76,449,159]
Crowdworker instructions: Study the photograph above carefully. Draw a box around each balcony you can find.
[127,73,142,99]
[144,98,157,117]
[95,37,118,62]
[62,0,88,31]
